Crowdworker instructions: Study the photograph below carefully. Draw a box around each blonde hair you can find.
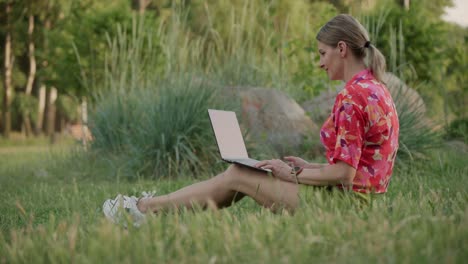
[316,14,386,83]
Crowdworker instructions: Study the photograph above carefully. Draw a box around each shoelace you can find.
[141,191,156,198]
[136,191,157,210]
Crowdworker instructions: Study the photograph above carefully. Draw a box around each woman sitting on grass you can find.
[103,14,399,227]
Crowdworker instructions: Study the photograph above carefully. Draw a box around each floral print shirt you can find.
[320,69,399,193]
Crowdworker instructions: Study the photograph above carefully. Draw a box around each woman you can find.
[103,14,399,227]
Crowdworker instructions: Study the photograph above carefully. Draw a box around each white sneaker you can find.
[103,192,153,227]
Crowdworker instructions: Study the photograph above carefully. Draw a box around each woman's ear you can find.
[337,41,347,57]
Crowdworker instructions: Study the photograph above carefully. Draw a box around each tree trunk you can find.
[41,17,52,136]
[131,0,151,14]
[23,116,33,137]
[22,14,36,137]
[2,1,13,138]
[81,98,89,149]
[35,85,46,135]
[46,87,57,143]
[25,14,36,95]
[400,0,410,10]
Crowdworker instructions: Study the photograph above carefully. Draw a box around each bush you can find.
[90,75,222,179]
[392,83,441,161]
[11,93,38,130]
[445,118,468,144]
[89,17,226,179]
[56,95,79,123]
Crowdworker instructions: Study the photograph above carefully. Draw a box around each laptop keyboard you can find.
[225,158,260,166]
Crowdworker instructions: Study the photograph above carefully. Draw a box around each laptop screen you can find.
[208,109,249,159]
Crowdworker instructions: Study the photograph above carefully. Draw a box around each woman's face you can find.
[318,41,343,81]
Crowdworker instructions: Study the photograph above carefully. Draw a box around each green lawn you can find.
[0,142,467,263]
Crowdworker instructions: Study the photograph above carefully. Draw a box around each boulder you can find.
[301,86,341,124]
[224,86,318,154]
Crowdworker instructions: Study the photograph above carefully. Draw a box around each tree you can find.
[21,2,36,136]
[2,0,13,138]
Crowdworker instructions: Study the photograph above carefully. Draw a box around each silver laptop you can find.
[208,109,271,172]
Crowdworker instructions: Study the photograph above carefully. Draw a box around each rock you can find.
[231,87,319,155]
[301,86,341,124]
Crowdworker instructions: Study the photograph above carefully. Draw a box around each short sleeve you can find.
[330,97,366,169]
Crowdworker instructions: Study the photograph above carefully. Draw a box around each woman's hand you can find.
[284,156,309,167]
[255,159,294,182]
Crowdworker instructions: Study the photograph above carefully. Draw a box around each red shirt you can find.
[320,69,399,193]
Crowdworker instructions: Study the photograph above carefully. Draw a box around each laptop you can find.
[208,109,271,173]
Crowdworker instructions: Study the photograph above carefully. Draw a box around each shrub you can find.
[89,17,224,179]
[445,118,468,144]
[90,75,221,179]
[11,93,38,130]
[56,95,79,123]
[392,83,441,161]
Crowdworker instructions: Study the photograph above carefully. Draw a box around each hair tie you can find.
[364,41,371,48]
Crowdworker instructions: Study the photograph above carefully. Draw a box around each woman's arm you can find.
[303,163,328,169]
[256,159,356,187]
[296,161,356,186]
[283,156,328,169]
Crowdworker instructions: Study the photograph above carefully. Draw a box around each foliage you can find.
[364,0,466,121]
[154,0,337,99]
[11,94,37,116]
[91,76,221,179]
[11,93,38,128]
[392,83,442,161]
[56,95,79,123]
[445,117,468,144]
[441,24,468,121]
[43,0,134,97]
[89,19,222,179]
[0,0,137,136]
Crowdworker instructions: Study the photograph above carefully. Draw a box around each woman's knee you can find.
[221,164,252,187]
[221,164,241,184]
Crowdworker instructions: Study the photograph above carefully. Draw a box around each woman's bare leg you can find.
[137,164,300,213]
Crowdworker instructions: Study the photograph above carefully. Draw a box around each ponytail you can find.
[367,44,386,83]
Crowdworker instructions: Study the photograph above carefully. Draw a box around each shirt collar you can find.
[345,69,373,86]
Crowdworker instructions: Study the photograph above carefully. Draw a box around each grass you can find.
[0,133,75,148]
[0,143,467,263]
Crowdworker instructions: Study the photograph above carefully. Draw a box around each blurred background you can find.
[0,0,466,179]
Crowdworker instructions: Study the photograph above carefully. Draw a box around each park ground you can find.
[0,137,467,263]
